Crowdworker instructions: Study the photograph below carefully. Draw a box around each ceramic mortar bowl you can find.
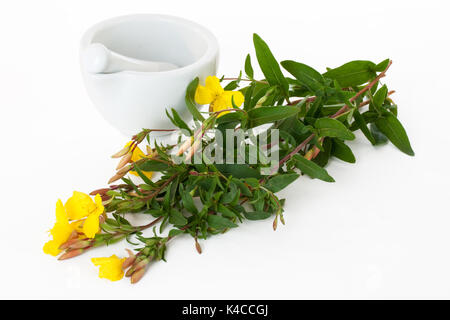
[80,14,219,136]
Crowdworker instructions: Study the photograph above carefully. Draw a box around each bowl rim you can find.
[80,14,219,76]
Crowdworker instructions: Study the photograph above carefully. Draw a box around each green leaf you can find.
[370,123,388,145]
[207,215,238,230]
[292,154,335,182]
[243,211,272,220]
[332,139,356,163]
[169,229,184,237]
[137,159,169,172]
[169,208,187,226]
[373,85,388,111]
[231,178,252,197]
[374,113,415,156]
[170,108,191,133]
[243,82,256,111]
[253,33,289,96]
[216,164,261,179]
[313,137,332,167]
[133,163,155,186]
[353,109,376,145]
[315,118,355,140]
[179,184,198,214]
[217,204,237,219]
[185,77,204,121]
[244,54,254,79]
[221,182,239,204]
[281,60,325,94]
[216,111,245,125]
[265,173,299,193]
[374,59,390,72]
[323,60,377,87]
[248,106,299,128]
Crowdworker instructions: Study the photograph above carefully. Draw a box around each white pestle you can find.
[82,43,179,74]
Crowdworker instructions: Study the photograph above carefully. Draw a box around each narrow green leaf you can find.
[245,54,254,79]
[137,159,169,172]
[373,85,388,111]
[374,59,390,72]
[323,60,377,87]
[292,154,335,182]
[171,108,191,133]
[185,77,204,121]
[370,123,388,145]
[315,118,355,140]
[248,106,299,128]
[281,60,325,93]
[217,204,237,219]
[253,34,289,96]
[133,163,155,185]
[313,137,332,167]
[169,208,187,226]
[374,113,415,156]
[353,109,376,145]
[207,215,238,230]
[216,164,261,179]
[179,184,198,214]
[332,139,356,163]
[243,211,272,220]
[169,229,184,237]
[265,173,299,193]
[231,178,252,197]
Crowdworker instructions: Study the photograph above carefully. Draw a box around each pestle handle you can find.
[82,43,178,74]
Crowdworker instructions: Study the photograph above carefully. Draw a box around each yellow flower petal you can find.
[65,191,96,220]
[83,213,100,239]
[91,194,104,216]
[205,76,224,96]
[55,199,67,223]
[43,240,62,256]
[124,141,153,179]
[195,85,215,105]
[43,199,75,256]
[91,255,126,281]
[230,91,245,107]
[70,220,85,233]
[195,76,224,105]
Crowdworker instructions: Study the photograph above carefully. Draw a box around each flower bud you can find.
[111,145,131,158]
[68,240,92,250]
[108,172,126,184]
[122,249,136,270]
[116,153,132,170]
[185,139,201,162]
[58,248,85,260]
[89,188,110,196]
[130,267,147,284]
[116,164,132,175]
[195,240,202,254]
[176,136,194,156]
[132,257,150,272]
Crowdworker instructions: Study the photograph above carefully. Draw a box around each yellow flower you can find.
[91,255,126,281]
[43,200,75,256]
[65,191,97,220]
[82,194,104,238]
[124,141,153,180]
[195,76,244,115]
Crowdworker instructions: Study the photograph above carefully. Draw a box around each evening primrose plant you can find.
[44,34,414,284]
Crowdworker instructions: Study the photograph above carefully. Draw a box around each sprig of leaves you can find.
[76,34,414,284]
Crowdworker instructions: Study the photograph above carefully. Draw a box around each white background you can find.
[0,0,449,299]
